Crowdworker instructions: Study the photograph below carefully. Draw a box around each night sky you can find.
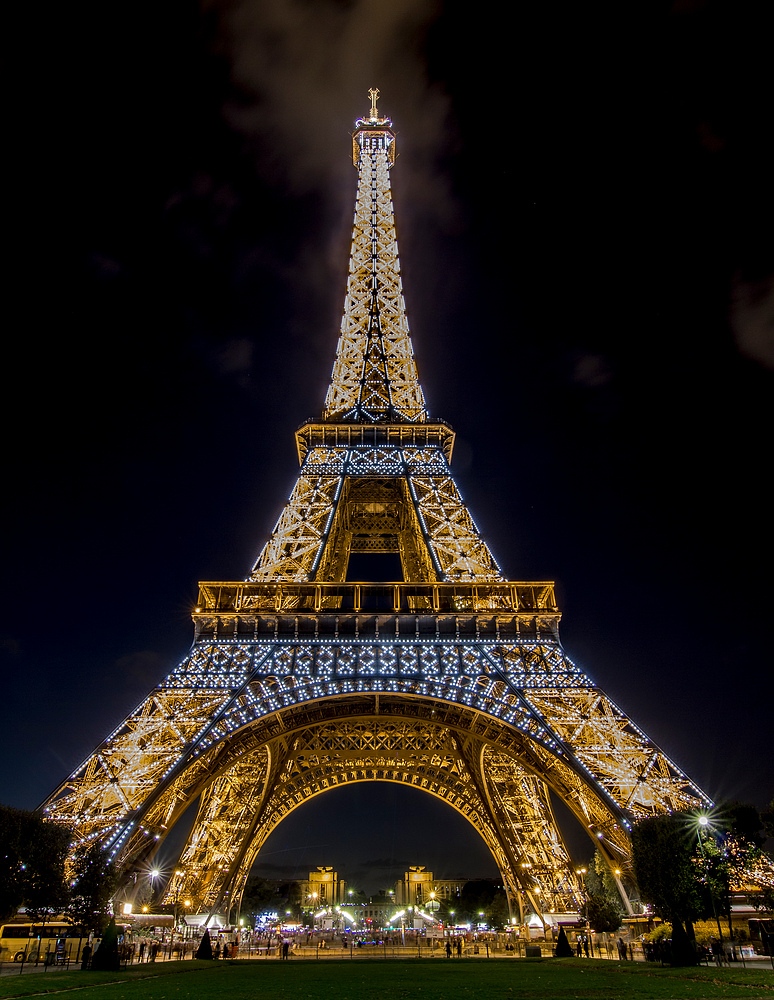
[2,0,772,893]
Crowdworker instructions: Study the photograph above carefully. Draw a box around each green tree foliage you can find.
[240,877,304,928]
[0,804,71,922]
[484,890,510,929]
[90,916,120,971]
[196,928,213,960]
[457,880,497,921]
[581,849,623,933]
[437,895,458,924]
[631,813,702,965]
[67,842,117,933]
[585,894,622,933]
[556,925,573,956]
[438,880,509,928]
[240,876,277,927]
[761,799,774,843]
[723,801,765,847]
[699,803,774,925]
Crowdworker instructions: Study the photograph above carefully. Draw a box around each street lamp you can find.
[173,870,184,931]
[575,868,588,926]
[695,814,724,947]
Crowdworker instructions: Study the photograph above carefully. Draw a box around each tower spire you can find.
[368,86,379,120]
[323,91,426,423]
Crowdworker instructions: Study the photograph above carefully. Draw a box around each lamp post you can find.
[173,871,184,933]
[575,868,588,918]
[149,869,161,911]
[696,815,725,948]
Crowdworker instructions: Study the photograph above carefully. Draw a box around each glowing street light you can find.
[694,812,724,945]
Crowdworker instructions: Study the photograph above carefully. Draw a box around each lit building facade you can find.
[300,867,347,909]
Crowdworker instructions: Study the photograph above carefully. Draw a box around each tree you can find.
[698,803,774,938]
[723,802,765,847]
[631,813,702,966]
[556,925,573,957]
[240,876,278,928]
[196,928,213,960]
[67,842,117,933]
[581,848,623,934]
[457,880,497,922]
[761,799,774,843]
[91,916,120,971]
[437,894,459,925]
[585,894,622,933]
[0,805,71,922]
[484,890,510,929]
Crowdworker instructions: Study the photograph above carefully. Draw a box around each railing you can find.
[195,581,558,617]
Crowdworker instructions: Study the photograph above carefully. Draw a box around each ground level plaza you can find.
[3,937,771,972]
[1,958,773,1000]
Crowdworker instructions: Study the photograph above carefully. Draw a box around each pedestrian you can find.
[617,937,627,961]
[583,935,590,958]
[214,941,221,960]
[80,943,92,971]
[445,940,452,959]
[282,939,290,960]
[223,942,230,960]
[138,940,146,963]
[456,938,462,958]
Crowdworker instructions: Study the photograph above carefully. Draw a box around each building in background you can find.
[299,867,347,909]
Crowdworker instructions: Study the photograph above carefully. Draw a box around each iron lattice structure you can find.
[43,92,712,922]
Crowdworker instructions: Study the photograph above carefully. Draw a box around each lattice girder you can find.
[43,689,230,847]
[44,625,710,918]
[159,715,586,916]
[249,445,501,584]
[324,124,426,423]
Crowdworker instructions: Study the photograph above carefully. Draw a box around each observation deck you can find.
[193,581,561,640]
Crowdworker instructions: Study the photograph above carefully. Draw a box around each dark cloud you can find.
[731,271,774,369]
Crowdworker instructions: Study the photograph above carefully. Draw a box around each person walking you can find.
[445,940,452,959]
[456,938,462,958]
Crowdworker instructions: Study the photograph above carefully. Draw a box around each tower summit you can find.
[324,87,425,424]
[42,95,711,923]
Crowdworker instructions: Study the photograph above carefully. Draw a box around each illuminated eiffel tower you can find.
[43,91,711,922]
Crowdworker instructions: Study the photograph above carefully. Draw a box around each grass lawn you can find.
[0,958,772,1000]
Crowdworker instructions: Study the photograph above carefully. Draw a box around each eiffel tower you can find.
[43,90,711,922]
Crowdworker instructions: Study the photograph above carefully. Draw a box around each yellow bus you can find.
[0,923,84,964]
